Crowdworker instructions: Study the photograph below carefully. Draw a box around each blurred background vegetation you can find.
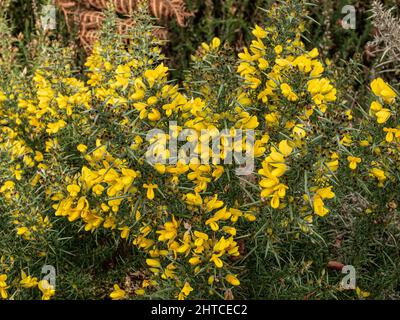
[2,0,399,81]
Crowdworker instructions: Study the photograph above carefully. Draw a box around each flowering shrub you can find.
[0,1,399,300]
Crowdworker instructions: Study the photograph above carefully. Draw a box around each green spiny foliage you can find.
[0,0,399,301]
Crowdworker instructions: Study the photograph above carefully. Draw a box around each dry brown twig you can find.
[55,0,190,52]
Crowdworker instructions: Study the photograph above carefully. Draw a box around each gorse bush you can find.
[0,1,399,300]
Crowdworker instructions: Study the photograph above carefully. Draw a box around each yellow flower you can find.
[313,195,328,217]
[347,156,361,170]
[144,63,168,88]
[0,274,9,299]
[178,282,193,300]
[375,108,391,124]
[241,115,259,129]
[265,112,279,125]
[115,64,131,88]
[20,270,38,288]
[229,208,243,223]
[356,287,371,299]
[238,48,257,62]
[316,186,335,199]
[313,186,335,217]
[67,184,81,197]
[206,194,224,213]
[278,140,293,157]
[280,83,298,101]
[222,226,237,236]
[252,25,267,39]
[103,216,116,229]
[34,151,44,162]
[308,48,319,58]
[383,128,399,142]
[340,135,352,146]
[0,181,15,193]
[110,284,126,300]
[201,42,210,52]
[271,193,281,209]
[371,78,397,103]
[38,280,56,300]
[156,216,178,242]
[345,109,353,120]
[92,184,104,196]
[185,192,203,206]
[23,155,34,168]
[274,45,283,55]
[17,227,32,239]
[370,168,386,185]
[369,100,383,115]
[205,217,219,231]
[146,96,157,106]
[77,144,88,153]
[135,289,145,295]
[46,120,67,134]
[143,183,158,200]
[211,37,221,49]
[326,158,339,172]
[146,258,161,268]
[0,91,7,102]
[119,226,130,239]
[225,274,240,286]
[188,256,202,266]
[148,108,161,121]
[307,78,337,106]
[210,254,224,268]
[258,58,269,70]
[293,124,306,138]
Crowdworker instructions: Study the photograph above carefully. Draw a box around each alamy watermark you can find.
[145,122,255,176]
[341,5,356,30]
[40,4,56,31]
[341,265,356,290]
[41,264,56,289]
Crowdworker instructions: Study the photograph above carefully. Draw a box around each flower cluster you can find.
[0,1,399,300]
